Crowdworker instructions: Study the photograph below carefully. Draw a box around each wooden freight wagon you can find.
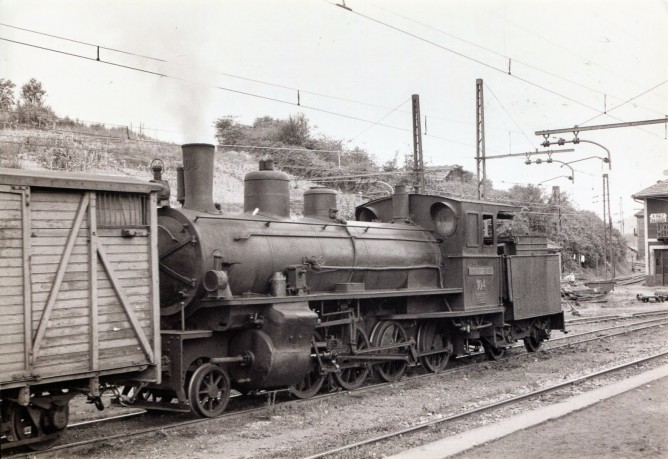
[0,168,162,450]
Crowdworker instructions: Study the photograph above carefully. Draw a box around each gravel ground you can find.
[454,374,668,459]
[39,285,668,459]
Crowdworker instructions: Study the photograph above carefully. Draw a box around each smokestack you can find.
[181,143,217,213]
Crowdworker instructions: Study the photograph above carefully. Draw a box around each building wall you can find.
[643,197,668,286]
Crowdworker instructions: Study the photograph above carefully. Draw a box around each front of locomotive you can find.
[157,143,221,317]
[152,143,442,399]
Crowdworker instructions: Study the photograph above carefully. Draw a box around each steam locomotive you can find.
[0,143,563,449]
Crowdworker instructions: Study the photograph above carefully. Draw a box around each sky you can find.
[1,0,667,231]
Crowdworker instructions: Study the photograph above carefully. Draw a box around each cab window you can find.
[466,212,479,247]
[483,214,494,246]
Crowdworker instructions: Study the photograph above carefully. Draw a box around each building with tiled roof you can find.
[632,180,668,286]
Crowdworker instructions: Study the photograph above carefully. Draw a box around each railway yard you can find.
[6,282,667,459]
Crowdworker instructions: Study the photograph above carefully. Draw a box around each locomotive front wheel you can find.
[334,326,371,390]
[188,363,230,418]
[290,332,326,399]
[417,321,451,373]
[523,334,542,353]
[371,320,409,382]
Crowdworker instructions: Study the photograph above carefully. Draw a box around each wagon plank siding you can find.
[1,183,159,389]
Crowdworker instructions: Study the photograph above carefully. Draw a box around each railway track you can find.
[302,350,668,459]
[565,310,668,326]
[8,316,668,458]
[614,274,647,286]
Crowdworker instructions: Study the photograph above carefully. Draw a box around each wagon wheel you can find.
[334,326,371,390]
[188,363,231,418]
[417,321,451,373]
[290,332,326,399]
[523,333,542,353]
[7,401,67,451]
[482,340,505,361]
[371,320,408,382]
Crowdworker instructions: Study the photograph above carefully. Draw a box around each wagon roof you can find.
[0,167,163,194]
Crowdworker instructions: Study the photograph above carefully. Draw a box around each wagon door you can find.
[27,189,158,382]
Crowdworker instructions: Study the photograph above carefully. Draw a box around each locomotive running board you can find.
[379,306,505,320]
[124,401,192,413]
[200,287,463,307]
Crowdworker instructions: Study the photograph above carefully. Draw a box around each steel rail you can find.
[302,350,668,459]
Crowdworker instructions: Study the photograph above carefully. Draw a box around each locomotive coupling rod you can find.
[211,352,254,366]
[354,339,416,354]
[343,354,411,362]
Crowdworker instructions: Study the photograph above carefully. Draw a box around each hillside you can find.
[0,125,368,218]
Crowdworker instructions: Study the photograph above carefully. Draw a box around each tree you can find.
[20,78,46,106]
[279,113,310,145]
[0,79,16,111]
[15,78,54,126]
[214,116,245,146]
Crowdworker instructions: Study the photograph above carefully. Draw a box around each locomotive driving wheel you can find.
[334,326,371,390]
[417,321,451,373]
[371,320,409,382]
[290,332,326,399]
[188,363,230,418]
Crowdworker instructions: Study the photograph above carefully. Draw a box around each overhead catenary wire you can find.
[578,78,668,126]
[483,82,537,149]
[324,0,668,140]
[0,22,499,132]
[0,22,166,62]
[360,0,668,118]
[0,36,479,152]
